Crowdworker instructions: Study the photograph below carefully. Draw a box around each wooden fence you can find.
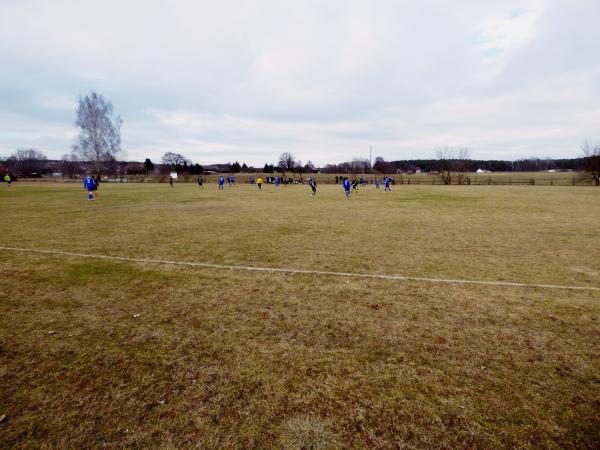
[16,172,597,186]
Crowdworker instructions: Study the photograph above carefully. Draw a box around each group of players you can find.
[83,174,392,200]
[211,174,393,198]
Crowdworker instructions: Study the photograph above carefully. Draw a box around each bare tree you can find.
[435,147,472,184]
[161,152,189,172]
[73,92,122,177]
[454,147,472,185]
[278,152,296,172]
[7,148,47,177]
[351,158,371,174]
[581,142,600,186]
[435,147,454,184]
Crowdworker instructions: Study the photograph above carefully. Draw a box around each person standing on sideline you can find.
[3,173,11,187]
[218,176,225,190]
[257,176,263,190]
[197,175,203,189]
[83,175,96,200]
[343,177,351,198]
[384,177,391,192]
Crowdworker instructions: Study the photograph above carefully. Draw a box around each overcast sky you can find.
[1,0,599,166]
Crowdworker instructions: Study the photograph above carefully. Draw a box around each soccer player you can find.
[375,178,381,189]
[256,176,263,190]
[3,173,11,187]
[384,177,391,192]
[343,177,351,198]
[197,176,203,189]
[218,176,225,190]
[229,175,235,187]
[169,176,174,187]
[308,177,317,196]
[83,175,96,200]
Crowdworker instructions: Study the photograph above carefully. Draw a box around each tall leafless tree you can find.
[73,92,122,177]
[278,152,296,172]
[581,142,600,186]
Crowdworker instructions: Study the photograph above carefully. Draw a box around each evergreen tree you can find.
[144,158,154,175]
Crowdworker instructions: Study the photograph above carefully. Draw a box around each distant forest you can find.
[0,150,589,178]
[386,157,584,173]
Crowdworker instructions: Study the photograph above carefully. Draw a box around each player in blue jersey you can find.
[308,177,317,196]
[229,175,234,187]
[384,177,391,192]
[83,175,96,200]
[375,178,381,189]
[343,177,351,198]
[218,176,225,190]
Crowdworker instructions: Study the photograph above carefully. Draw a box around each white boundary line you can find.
[1,245,599,293]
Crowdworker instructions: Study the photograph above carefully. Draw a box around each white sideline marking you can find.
[1,245,599,293]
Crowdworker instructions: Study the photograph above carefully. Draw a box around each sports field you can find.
[1,182,599,448]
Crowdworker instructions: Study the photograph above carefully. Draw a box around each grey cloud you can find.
[0,0,599,164]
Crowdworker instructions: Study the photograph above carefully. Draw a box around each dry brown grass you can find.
[0,183,599,448]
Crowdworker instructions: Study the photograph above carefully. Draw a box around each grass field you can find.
[1,182,599,448]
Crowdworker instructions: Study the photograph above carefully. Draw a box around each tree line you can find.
[3,148,597,183]
[1,90,599,186]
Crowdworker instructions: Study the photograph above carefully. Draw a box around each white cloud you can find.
[477,5,544,57]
